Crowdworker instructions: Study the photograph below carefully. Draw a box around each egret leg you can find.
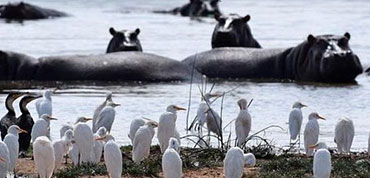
[78,153,81,166]
[207,130,211,146]
[65,155,68,164]
[298,134,301,154]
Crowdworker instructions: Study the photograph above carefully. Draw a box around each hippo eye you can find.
[130,33,137,39]
[218,18,226,24]
[116,33,124,39]
[338,38,348,47]
[317,39,328,47]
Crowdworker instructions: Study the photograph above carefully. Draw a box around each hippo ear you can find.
[135,28,140,35]
[243,15,251,22]
[307,34,316,44]
[344,32,351,40]
[109,27,116,36]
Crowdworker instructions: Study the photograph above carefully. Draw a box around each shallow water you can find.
[0,0,370,151]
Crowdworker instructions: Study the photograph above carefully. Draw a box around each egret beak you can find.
[48,116,58,120]
[317,114,326,120]
[84,118,93,121]
[17,128,28,134]
[174,106,186,111]
[96,136,106,141]
[0,157,4,162]
[113,103,120,107]
[152,121,159,127]
[52,88,58,93]
[309,144,318,149]
[301,104,307,108]
[209,93,222,97]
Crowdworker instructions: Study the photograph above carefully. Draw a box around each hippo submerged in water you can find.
[0,50,199,82]
[183,33,363,83]
[106,27,142,53]
[154,0,221,18]
[212,13,261,48]
[0,2,67,20]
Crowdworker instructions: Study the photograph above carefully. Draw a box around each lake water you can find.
[0,0,370,151]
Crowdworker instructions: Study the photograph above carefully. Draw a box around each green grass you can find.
[54,163,107,178]
[52,145,370,178]
[257,154,370,178]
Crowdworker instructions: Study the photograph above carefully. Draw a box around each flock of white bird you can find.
[0,90,366,178]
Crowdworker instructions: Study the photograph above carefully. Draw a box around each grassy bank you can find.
[49,145,370,178]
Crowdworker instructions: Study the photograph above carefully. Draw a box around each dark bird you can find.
[0,92,24,140]
[16,94,42,156]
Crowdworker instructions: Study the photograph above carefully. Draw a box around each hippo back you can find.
[0,2,66,20]
[36,52,198,81]
[182,47,286,79]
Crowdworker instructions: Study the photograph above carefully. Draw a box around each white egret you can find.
[304,112,325,156]
[288,102,307,149]
[94,101,120,133]
[73,117,94,164]
[0,92,24,140]
[67,117,93,166]
[36,90,53,118]
[93,92,113,132]
[334,118,354,153]
[162,137,182,178]
[96,134,122,178]
[197,93,220,133]
[205,106,222,139]
[4,125,27,174]
[158,105,186,153]
[53,130,73,171]
[33,136,55,178]
[224,147,256,178]
[128,118,146,144]
[0,139,10,178]
[310,142,331,178]
[235,98,252,147]
[31,114,57,142]
[59,123,73,139]
[92,127,107,163]
[133,120,158,163]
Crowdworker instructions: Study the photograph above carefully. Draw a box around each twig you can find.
[185,53,197,134]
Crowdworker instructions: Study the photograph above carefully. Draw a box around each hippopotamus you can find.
[154,0,221,18]
[212,14,261,49]
[0,2,67,20]
[182,33,363,83]
[106,27,143,53]
[0,50,200,82]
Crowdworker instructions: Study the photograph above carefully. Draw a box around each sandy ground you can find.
[15,157,258,178]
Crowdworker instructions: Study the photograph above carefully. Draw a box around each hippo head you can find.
[106,27,142,53]
[0,2,26,19]
[298,33,363,83]
[212,14,260,48]
[185,0,220,17]
[199,0,220,16]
